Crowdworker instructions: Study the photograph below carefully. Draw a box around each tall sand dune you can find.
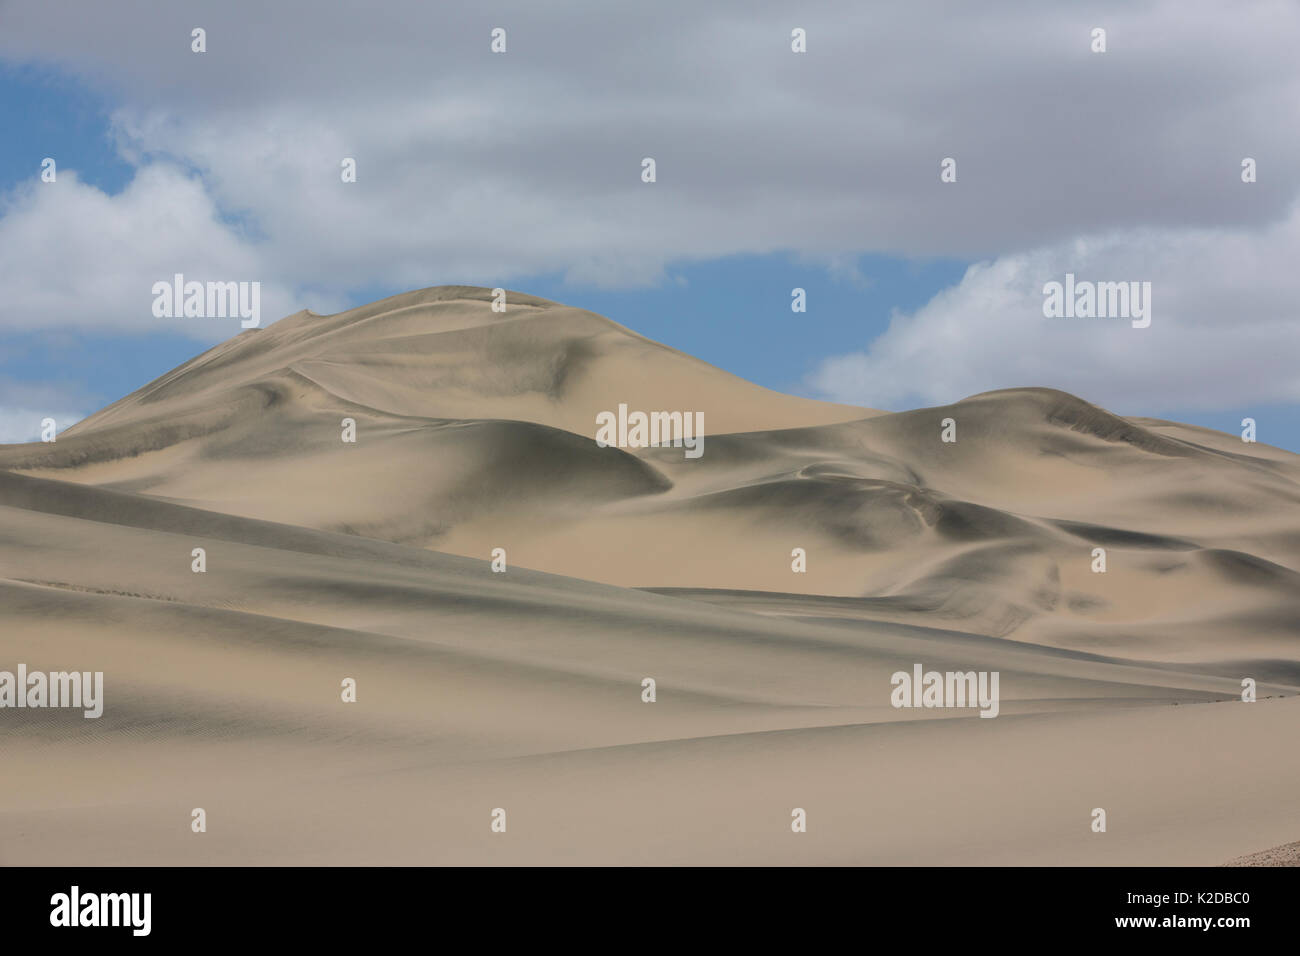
[1,286,1297,864]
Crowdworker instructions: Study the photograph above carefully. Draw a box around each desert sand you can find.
[1,286,1297,865]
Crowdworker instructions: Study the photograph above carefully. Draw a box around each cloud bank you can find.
[1,0,1297,410]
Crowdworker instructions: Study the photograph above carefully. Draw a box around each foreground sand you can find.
[1,287,1297,864]
[1223,841,1300,866]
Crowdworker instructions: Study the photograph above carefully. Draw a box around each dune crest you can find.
[3,287,1296,660]
[2,287,1298,865]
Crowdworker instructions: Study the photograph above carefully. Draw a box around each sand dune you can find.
[1,286,1297,864]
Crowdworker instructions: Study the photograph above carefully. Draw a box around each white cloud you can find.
[0,408,84,444]
[0,168,315,339]
[809,199,1300,413]
[0,378,85,443]
[0,0,1298,413]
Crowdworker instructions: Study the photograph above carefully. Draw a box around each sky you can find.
[1,0,1298,450]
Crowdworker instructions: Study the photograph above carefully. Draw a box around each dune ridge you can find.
[1,286,1297,865]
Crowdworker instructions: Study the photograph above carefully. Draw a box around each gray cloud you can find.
[1,0,1297,408]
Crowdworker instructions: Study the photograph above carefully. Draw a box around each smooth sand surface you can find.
[1,286,1297,864]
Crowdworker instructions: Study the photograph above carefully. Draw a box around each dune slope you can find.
[3,286,1297,661]
[2,286,1298,864]
[1,472,1297,865]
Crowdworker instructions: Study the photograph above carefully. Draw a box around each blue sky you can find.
[2,1,1298,451]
